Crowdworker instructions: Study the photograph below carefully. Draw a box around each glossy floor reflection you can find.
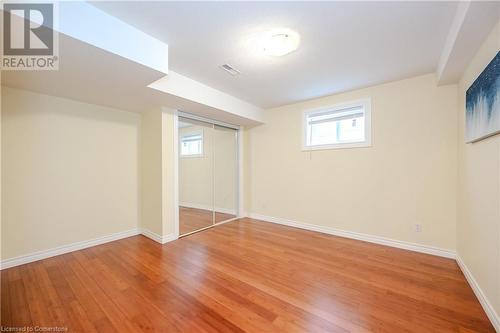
[1,219,494,332]
[179,206,235,235]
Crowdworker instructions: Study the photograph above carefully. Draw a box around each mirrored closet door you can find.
[213,125,238,223]
[178,116,238,237]
[178,117,214,235]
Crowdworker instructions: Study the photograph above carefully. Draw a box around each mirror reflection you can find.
[178,117,237,236]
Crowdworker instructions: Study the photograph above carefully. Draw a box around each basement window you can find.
[303,99,371,150]
[180,130,203,157]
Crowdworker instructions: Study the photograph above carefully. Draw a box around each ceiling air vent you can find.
[220,64,241,76]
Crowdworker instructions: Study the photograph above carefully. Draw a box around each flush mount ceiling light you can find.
[260,29,300,57]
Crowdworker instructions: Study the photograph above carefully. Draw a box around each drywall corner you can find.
[141,108,164,236]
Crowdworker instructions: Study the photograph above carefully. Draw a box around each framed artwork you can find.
[466,51,500,143]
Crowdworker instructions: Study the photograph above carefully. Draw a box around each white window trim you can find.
[180,129,204,158]
[302,98,372,151]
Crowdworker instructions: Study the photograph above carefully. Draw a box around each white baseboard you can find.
[1,228,140,270]
[140,228,178,244]
[162,233,178,243]
[180,202,237,215]
[140,228,163,243]
[456,255,500,332]
[1,228,180,270]
[248,213,456,259]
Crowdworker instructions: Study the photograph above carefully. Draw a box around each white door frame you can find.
[173,111,180,239]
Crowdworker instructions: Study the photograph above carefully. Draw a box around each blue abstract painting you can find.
[466,51,500,143]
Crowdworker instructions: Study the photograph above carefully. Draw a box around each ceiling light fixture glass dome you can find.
[260,29,300,57]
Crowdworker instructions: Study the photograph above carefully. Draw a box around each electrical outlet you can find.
[414,224,422,232]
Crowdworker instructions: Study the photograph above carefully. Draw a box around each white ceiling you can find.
[91,1,462,109]
[2,33,263,126]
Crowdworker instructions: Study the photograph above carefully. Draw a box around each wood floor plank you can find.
[0,218,495,332]
[57,256,108,324]
[66,254,139,332]
[1,270,13,327]
[20,265,53,328]
[9,276,33,327]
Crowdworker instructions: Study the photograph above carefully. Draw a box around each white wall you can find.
[1,87,141,260]
[141,109,163,236]
[162,110,177,236]
[457,20,500,322]
[245,74,458,251]
[140,108,177,239]
[0,79,3,261]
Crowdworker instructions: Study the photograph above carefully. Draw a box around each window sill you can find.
[302,142,372,151]
[180,154,204,158]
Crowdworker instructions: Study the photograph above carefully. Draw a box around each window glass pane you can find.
[306,103,367,148]
[309,121,338,146]
[180,132,203,156]
[337,116,364,142]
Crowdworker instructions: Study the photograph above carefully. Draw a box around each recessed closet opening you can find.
[177,113,239,237]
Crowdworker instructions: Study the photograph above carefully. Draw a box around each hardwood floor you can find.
[179,206,213,235]
[215,211,236,224]
[179,206,235,235]
[1,218,494,332]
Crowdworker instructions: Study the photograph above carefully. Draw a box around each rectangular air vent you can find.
[220,63,241,76]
